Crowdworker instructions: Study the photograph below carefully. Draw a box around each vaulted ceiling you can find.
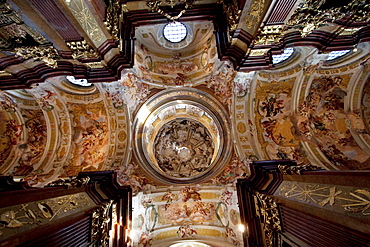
[0,0,369,246]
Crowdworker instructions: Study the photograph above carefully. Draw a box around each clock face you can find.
[154,119,214,178]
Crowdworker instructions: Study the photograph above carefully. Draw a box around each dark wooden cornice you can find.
[1,1,369,89]
[0,171,132,247]
[236,160,289,247]
[77,170,131,204]
[237,159,289,194]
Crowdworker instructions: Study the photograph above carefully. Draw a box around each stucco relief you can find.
[154,119,214,178]
[115,162,156,196]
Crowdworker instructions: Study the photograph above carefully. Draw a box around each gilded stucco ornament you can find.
[0,193,92,237]
[287,0,370,37]
[147,0,195,21]
[47,176,90,188]
[244,0,266,30]
[0,0,50,51]
[279,182,370,216]
[64,0,104,46]
[254,25,284,45]
[217,0,241,31]
[278,163,323,175]
[91,200,114,247]
[105,0,120,39]
[66,40,99,59]
[256,193,281,247]
[14,46,59,68]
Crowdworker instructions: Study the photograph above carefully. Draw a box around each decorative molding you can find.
[244,0,266,30]
[338,27,362,36]
[278,164,323,175]
[47,177,90,188]
[0,70,12,76]
[279,181,370,217]
[0,192,92,237]
[255,193,281,247]
[86,61,105,69]
[147,0,195,21]
[14,46,59,68]
[217,0,241,31]
[287,0,370,37]
[91,200,114,246]
[254,25,284,45]
[66,40,99,59]
[248,48,270,56]
[105,0,120,39]
[64,0,104,46]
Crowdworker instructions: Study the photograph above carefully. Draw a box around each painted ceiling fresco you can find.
[154,119,215,178]
[239,44,370,170]
[132,186,243,247]
[134,21,218,88]
[0,19,369,247]
[0,0,369,245]
[0,78,131,186]
[1,42,369,245]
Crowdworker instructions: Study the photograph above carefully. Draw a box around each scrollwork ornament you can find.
[278,164,323,175]
[254,25,284,45]
[147,0,195,21]
[14,46,58,68]
[66,40,98,59]
[91,200,113,247]
[256,193,281,247]
[287,0,370,37]
[104,0,120,39]
[47,177,90,188]
[217,0,241,31]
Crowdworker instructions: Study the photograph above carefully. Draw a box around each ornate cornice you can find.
[91,200,113,247]
[147,0,196,21]
[278,163,324,175]
[14,46,59,68]
[218,0,241,31]
[47,177,90,188]
[287,0,370,37]
[66,40,99,60]
[105,0,121,39]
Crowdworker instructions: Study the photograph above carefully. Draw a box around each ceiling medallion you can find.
[133,88,232,185]
[147,0,195,21]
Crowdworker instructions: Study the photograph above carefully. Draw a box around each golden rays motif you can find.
[280,183,370,216]
[64,0,104,45]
